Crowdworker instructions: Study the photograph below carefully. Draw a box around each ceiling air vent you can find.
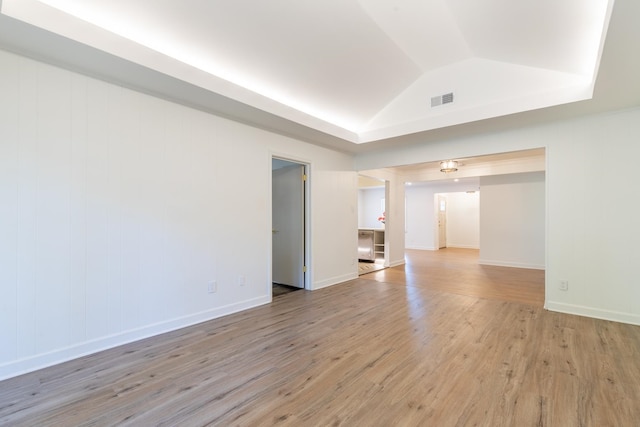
[431,92,454,107]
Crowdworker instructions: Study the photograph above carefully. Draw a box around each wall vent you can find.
[431,92,454,107]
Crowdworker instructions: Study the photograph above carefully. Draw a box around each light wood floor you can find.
[2,249,640,426]
[363,248,546,306]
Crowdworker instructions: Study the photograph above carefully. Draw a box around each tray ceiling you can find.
[0,0,619,146]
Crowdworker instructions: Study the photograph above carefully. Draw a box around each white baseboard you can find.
[313,272,358,290]
[545,301,640,326]
[406,246,479,251]
[478,259,545,270]
[405,245,437,251]
[0,296,270,382]
[387,258,405,268]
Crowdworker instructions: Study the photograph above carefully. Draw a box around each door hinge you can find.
[303,265,307,273]
[302,174,307,181]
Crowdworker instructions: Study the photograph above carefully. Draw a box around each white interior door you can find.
[438,195,447,249]
[272,162,305,288]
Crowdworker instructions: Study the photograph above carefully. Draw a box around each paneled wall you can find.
[0,50,357,380]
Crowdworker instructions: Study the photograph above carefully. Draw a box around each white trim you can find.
[387,258,405,268]
[478,259,545,270]
[0,296,269,381]
[313,272,358,290]
[545,302,640,327]
[405,245,438,251]
[446,244,480,249]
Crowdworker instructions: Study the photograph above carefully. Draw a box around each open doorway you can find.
[272,157,308,297]
[357,174,388,275]
[434,191,480,250]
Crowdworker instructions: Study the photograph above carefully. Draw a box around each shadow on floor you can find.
[272,283,303,297]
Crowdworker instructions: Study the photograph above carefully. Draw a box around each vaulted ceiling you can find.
[1,0,638,153]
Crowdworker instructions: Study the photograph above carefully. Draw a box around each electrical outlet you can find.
[208,281,217,293]
[559,280,568,291]
[238,275,246,286]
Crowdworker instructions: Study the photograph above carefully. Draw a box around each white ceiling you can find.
[0,0,638,152]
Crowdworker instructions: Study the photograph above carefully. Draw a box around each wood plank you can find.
[1,249,639,425]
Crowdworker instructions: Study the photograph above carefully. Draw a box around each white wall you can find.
[546,115,640,325]
[0,49,357,380]
[358,187,385,229]
[355,107,640,326]
[445,191,480,249]
[479,172,545,269]
[405,186,434,250]
[311,169,359,288]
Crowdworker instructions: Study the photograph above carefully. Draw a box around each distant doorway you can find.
[437,195,447,249]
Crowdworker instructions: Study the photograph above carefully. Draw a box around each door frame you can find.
[270,153,311,292]
[436,194,447,249]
